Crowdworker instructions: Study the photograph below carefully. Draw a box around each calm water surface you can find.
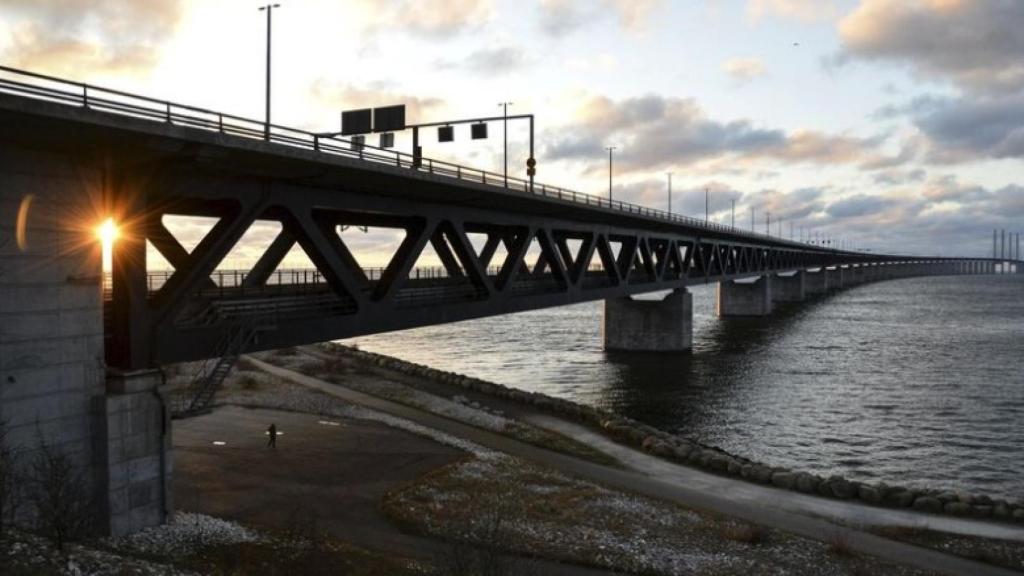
[348,275,1024,499]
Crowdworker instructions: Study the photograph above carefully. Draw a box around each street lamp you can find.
[258,3,281,141]
[498,102,513,186]
[606,146,617,202]
[666,172,673,214]
[704,187,709,223]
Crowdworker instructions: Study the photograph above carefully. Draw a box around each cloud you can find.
[358,0,495,38]
[437,46,528,76]
[913,93,1024,162]
[826,194,890,218]
[537,0,664,35]
[836,0,1024,94]
[0,0,186,78]
[542,94,884,174]
[747,0,839,23]
[723,58,767,83]
[309,79,446,123]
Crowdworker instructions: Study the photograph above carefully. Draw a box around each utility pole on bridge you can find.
[259,3,281,141]
[606,146,616,202]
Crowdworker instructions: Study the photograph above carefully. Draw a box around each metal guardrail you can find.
[0,64,830,251]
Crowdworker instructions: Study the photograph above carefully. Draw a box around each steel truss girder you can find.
[106,166,956,368]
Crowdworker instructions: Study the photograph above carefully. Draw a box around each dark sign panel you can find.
[471,122,488,140]
[438,125,454,142]
[341,108,372,136]
[374,105,406,133]
[379,132,395,149]
[350,135,366,151]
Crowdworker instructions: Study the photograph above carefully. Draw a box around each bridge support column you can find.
[826,267,844,290]
[603,288,693,352]
[98,370,172,536]
[850,265,866,285]
[772,271,806,303]
[805,269,828,296]
[717,276,773,316]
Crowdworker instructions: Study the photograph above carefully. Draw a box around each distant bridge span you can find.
[0,65,1015,372]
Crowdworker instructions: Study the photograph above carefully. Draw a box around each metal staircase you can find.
[173,321,256,417]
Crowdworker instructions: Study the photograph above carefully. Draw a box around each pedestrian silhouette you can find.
[267,423,277,448]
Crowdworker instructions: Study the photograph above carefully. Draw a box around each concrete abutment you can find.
[603,288,693,352]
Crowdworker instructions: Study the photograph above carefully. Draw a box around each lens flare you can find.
[97,218,119,271]
[97,218,119,248]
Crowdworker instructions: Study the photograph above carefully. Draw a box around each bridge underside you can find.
[109,158,961,369]
[106,161,997,370]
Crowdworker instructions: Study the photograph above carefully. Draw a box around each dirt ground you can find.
[172,404,615,575]
[172,405,462,560]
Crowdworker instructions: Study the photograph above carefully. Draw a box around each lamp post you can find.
[258,3,281,141]
[704,187,709,223]
[731,199,735,228]
[499,102,513,186]
[606,146,617,202]
[666,172,673,214]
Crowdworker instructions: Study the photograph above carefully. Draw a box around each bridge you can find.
[0,65,1019,536]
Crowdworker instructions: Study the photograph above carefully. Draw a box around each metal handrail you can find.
[0,64,837,252]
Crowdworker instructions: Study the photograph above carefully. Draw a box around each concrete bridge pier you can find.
[826,267,844,290]
[0,146,170,538]
[717,276,773,316]
[772,271,806,303]
[852,265,867,285]
[805,269,829,295]
[603,288,693,352]
[99,370,172,536]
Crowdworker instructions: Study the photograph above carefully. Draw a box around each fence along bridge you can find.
[0,65,1013,376]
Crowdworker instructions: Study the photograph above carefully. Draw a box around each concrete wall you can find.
[716,276,772,317]
[603,289,692,352]
[0,143,106,514]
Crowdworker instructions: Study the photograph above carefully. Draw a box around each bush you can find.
[0,420,22,538]
[26,432,94,551]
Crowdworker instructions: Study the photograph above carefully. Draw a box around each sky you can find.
[1,0,1022,267]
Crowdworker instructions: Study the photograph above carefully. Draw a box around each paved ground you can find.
[173,404,616,575]
[173,405,462,559]
[248,356,1023,576]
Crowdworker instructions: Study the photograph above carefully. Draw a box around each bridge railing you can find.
[0,64,826,251]
[102,264,532,298]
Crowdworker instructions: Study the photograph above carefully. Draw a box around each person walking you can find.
[267,423,278,448]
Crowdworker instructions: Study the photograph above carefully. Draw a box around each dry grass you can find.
[828,535,855,558]
[718,522,767,545]
[872,525,1024,572]
[383,456,931,576]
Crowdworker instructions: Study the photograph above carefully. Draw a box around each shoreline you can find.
[322,342,1024,526]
